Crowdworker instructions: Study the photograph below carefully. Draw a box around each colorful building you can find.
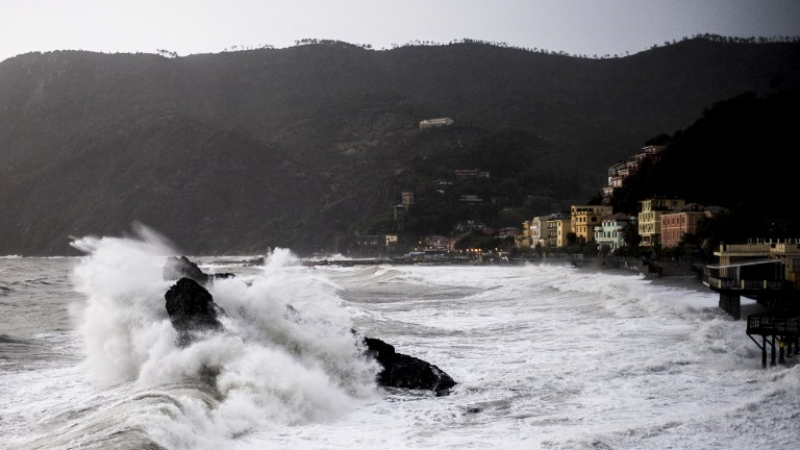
[517,220,532,248]
[530,216,546,248]
[594,213,635,252]
[570,205,613,243]
[546,213,571,248]
[602,145,667,204]
[660,203,705,248]
[638,198,686,246]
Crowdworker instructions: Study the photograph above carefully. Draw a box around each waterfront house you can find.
[570,205,613,243]
[531,216,546,248]
[594,213,634,252]
[638,198,686,246]
[546,213,572,248]
[661,203,706,248]
[517,221,532,248]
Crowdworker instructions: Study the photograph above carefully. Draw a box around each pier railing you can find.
[702,269,792,292]
[747,315,800,336]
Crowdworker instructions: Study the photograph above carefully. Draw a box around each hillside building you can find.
[454,169,490,179]
[401,191,415,210]
[459,194,483,204]
[602,145,667,204]
[419,118,454,129]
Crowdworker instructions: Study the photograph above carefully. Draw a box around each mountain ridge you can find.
[1,38,798,254]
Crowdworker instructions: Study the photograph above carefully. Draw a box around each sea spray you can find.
[69,229,378,448]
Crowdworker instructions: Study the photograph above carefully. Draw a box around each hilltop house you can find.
[401,191,415,210]
[602,145,667,204]
[419,118,454,129]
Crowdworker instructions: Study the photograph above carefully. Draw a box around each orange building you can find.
[661,203,705,248]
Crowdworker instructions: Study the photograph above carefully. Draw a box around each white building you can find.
[594,213,635,252]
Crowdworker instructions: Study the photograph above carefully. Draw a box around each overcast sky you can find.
[1,0,799,62]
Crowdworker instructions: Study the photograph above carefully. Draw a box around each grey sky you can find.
[1,0,799,62]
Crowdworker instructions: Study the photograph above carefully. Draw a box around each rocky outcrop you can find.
[163,256,235,284]
[162,257,456,394]
[165,277,225,345]
[363,337,456,396]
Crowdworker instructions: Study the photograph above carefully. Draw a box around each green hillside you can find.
[0,38,798,254]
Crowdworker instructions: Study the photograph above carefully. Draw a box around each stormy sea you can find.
[2,231,799,450]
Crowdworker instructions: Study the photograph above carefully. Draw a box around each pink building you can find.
[661,204,705,248]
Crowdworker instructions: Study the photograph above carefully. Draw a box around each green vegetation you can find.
[0,38,798,254]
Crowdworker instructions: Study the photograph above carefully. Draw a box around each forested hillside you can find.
[1,38,798,254]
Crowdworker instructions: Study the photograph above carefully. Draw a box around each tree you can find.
[622,222,641,247]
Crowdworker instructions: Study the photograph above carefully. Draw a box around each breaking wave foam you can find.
[69,227,377,448]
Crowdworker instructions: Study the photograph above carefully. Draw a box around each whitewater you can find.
[1,233,799,449]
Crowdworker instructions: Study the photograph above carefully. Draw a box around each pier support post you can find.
[762,336,767,368]
[719,293,741,320]
[779,338,786,364]
[771,336,777,367]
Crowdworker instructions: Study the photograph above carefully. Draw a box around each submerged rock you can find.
[165,277,225,345]
[163,256,235,284]
[363,336,456,396]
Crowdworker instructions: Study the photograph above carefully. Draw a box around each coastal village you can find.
[331,119,800,367]
[337,122,725,263]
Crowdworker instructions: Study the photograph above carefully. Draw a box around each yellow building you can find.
[517,220,533,248]
[570,205,613,243]
[637,198,685,246]
[546,214,572,248]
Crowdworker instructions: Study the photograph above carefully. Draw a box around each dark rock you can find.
[165,278,225,345]
[363,336,456,396]
[163,256,235,284]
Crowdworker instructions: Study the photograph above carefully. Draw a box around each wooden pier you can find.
[747,315,800,368]
[702,260,791,320]
[703,240,800,367]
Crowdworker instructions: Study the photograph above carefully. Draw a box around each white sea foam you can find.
[64,228,377,449]
[4,248,800,450]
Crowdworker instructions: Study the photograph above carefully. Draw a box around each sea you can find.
[1,231,799,450]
